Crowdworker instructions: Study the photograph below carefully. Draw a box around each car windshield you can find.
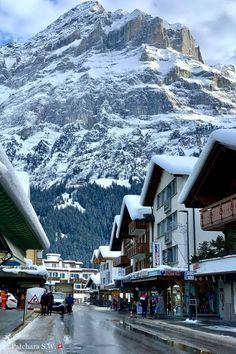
[52,292,65,299]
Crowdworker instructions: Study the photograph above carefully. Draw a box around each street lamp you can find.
[179,210,191,318]
[179,210,190,271]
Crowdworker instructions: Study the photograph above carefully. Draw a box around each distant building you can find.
[43,253,98,303]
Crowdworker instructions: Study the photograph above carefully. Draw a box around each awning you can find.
[4,235,26,264]
[0,146,50,254]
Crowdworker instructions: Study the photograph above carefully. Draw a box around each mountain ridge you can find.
[0,1,235,191]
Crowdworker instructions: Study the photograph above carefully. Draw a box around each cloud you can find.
[0,0,235,65]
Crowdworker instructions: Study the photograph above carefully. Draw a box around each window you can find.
[60,273,65,279]
[71,273,79,279]
[156,178,177,209]
[83,274,88,279]
[52,272,58,277]
[162,246,178,265]
[75,284,81,289]
[157,212,177,237]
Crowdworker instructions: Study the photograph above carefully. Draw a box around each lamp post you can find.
[179,210,191,318]
[179,210,190,271]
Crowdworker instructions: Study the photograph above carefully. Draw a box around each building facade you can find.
[43,253,98,303]
[179,129,236,320]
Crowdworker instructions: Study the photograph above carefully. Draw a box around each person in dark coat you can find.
[47,292,54,315]
[40,290,49,316]
[65,294,74,313]
[140,292,148,319]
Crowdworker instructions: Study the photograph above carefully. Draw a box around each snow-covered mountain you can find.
[0,1,236,188]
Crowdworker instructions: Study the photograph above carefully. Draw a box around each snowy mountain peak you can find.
[0,2,236,188]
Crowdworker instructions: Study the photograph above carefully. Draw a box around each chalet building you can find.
[91,246,125,305]
[111,195,152,273]
[85,273,100,304]
[109,195,156,307]
[139,154,220,317]
[179,129,236,320]
[43,253,97,303]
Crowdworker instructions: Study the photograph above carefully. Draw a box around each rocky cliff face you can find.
[0,1,235,188]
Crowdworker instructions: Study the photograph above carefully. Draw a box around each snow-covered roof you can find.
[90,249,99,263]
[84,272,101,288]
[2,264,48,277]
[109,215,120,250]
[179,129,236,204]
[116,195,152,239]
[120,266,187,282]
[90,273,100,285]
[141,155,197,205]
[97,245,121,259]
[16,171,30,198]
[0,145,50,250]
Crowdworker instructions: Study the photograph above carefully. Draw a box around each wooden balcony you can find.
[128,220,147,236]
[113,255,130,267]
[201,193,236,230]
[126,243,150,259]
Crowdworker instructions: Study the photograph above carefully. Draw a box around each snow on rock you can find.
[0,2,235,189]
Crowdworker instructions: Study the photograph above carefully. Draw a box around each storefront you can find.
[191,256,236,320]
[121,268,185,317]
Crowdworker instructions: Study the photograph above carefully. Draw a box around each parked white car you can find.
[0,292,18,309]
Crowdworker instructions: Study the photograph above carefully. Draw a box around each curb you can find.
[120,320,213,354]
[8,311,39,339]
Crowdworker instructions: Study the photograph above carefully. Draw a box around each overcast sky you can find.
[0,0,235,65]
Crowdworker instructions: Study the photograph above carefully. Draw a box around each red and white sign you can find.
[153,242,161,267]
[25,287,45,313]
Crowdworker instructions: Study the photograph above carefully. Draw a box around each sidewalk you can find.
[93,306,236,353]
[124,314,236,353]
[0,313,65,354]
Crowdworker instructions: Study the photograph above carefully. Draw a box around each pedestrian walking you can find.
[139,292,148,319]
[154,291,159,319]
[47,292,54,315]
[189,293,196,320]
[1,289,8,310]
[65,294,74,313]
[40,289,49,316]
[20,292,26,310]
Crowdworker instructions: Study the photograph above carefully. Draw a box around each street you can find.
[63,305,183,354]
[2,305,236,353]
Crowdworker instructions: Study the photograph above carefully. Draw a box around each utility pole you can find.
[179,210,191,318]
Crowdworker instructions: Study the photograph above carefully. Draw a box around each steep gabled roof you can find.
[90,249,99,264]
[141,155,197,206]
[109,215,121,251]
[116,195,152,239]
[179,129,236,208]
[97,245,121,260]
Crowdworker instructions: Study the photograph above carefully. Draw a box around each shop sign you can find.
[193,263,200,270]
[164,271,183,277]
[184,271,195,280]
[153,242,161,267]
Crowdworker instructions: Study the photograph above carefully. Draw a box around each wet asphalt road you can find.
[63,305,184,354]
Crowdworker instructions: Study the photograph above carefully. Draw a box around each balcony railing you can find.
[113,255,130,267]
[128,220,147,236]
[201,193,236,230]
[126,243,149,259]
